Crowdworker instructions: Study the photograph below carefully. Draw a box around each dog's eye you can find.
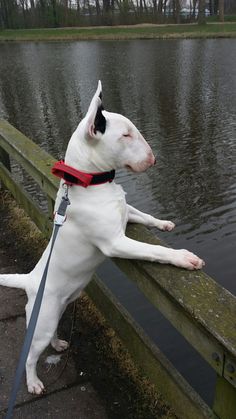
[123,133,130,138]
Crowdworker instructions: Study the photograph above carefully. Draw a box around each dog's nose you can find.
[148,153,156,166]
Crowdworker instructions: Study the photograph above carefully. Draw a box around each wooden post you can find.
[213,375,236,419]
[0,145,11,171]
[47,196,55,220]
[0,145,11,189]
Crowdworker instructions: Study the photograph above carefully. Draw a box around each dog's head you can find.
[67,81,155,173]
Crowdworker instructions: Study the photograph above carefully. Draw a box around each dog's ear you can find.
[85,80,106,138]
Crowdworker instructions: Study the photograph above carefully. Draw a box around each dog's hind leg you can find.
[51,336,69,352]
[127,204,175,231]
[50,304,69,352]
[50,290,81,352]
[25,298,62,394]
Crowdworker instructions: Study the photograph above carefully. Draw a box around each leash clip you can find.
[54,184,71,226]
[54,212,67,226]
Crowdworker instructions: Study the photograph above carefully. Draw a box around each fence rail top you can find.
[0,119,59,199]
[120,224,236,361]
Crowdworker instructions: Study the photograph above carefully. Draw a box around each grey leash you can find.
[5,186,70,419]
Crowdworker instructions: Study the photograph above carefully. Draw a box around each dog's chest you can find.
[111,184,128,227]
[61,182,127,232]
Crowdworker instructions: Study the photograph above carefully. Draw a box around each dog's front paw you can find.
[51,338,69,352]
[155,220,175,231]
[172,249,205,270]
[28,378,45,395]
[160,221,175,232]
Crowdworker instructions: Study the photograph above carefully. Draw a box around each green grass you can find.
[206,14,236,23]
[1,22,236,41]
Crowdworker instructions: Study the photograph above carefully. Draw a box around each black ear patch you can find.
[94,104,106,134]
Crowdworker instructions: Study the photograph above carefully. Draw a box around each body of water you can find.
[0,39,236,406]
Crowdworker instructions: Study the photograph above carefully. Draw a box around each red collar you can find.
[51,160,115,188]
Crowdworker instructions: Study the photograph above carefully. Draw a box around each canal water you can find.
[0,39,236,406]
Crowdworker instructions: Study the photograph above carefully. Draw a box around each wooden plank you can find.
[86,276,217,419]
[0,119,58,200]
[213,375,236,419]
[0,163,52,239]
[113,224,236,374]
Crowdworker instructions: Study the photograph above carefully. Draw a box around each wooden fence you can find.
[0,119,236,419]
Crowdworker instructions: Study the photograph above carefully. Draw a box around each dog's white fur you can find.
[0,81,204,394]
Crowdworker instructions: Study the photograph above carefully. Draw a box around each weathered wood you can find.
[114,224,236,377]
[86,276,217,419]
[0,120,58,200]
[0,163,52,239]
[0,145,11,172]
[47,196,55,221]
[213,375,236,419]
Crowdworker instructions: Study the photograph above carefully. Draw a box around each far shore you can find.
[1,22,236,42]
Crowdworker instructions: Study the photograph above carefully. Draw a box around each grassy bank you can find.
[0,22,236,41]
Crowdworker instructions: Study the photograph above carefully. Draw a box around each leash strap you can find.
[5,191,70,419]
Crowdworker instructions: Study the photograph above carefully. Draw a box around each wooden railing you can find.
[0,119,236,419]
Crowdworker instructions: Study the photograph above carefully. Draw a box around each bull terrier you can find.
[0,81,204,394]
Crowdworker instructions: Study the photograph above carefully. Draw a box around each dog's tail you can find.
[0,273,28,290]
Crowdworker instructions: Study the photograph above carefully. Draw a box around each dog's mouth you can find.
[125,164,135,172]
[125,164,143,173]
[125,154,156,173]
[125,163,151,173]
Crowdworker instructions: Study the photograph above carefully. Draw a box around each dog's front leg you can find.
[127,205,175,231]
[101,235,204,270]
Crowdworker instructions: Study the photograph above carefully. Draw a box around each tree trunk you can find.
[143,0,148,12]
[19,0,27,27]
[192,0,197,19]
[214,0,219,15]
[218,0,224,22]
[0,0,9,28]
[175,0,180,23]
[157,0,163,17]
[95,0,101,16]
[198,0,206,25]
[103,0,111,14]
[51,0,58,27]
[139,0,143,13]
[208,0,213,15]
[163,0,168,17]
[153,0,157,14]
[76,0,80,17]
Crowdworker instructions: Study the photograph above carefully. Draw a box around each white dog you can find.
[0,81,204,395]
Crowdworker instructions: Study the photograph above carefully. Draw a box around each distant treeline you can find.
[0,0,235,29]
